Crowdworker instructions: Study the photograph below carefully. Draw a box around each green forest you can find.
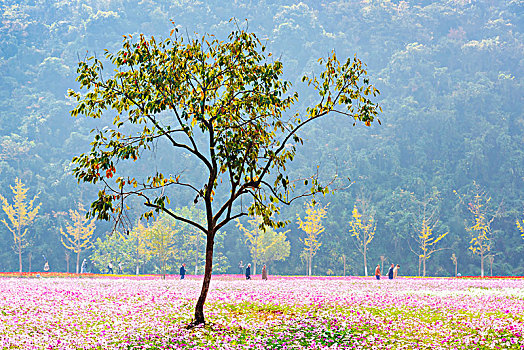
[0,0,522,277]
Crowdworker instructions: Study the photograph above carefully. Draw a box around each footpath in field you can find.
[0,275,523,349]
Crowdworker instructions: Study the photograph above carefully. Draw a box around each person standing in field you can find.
[261,264,268,280]
[81,259,87,274]
[238,260,244,275]
[375,264,381,280]
[388,263,394,280]
[245,263,251,280]
[108,261,114,274]
[180,263,186,280]
[44,261,50,272]
[393,264,400,279]
[118,262,123,274]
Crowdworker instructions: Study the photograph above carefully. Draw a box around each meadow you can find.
[0,274,523,349]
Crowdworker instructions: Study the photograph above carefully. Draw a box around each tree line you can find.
[0,0,522,278]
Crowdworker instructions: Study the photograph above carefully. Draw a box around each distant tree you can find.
[69,24,380,326]
[516,216,524,241]
[297,200,328,276]
[380,255,387,275]
[451,253,458,277]
[487,254,495,277]
[65,251,71,273]
[174,206,206,275]
[60,204,96,273]
[237,216,290,273]
[129,223,151,275]
[90,232,135,274]
[145,216,177,279]
[348,200,376,277]
[455,182,501,278]
[0,178,40,273]
[404,190,448,277]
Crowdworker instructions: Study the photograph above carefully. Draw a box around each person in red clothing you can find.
[375,264,381,280]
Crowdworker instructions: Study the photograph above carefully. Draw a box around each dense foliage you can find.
[0,0,522,276]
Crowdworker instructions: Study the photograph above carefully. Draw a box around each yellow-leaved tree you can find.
[455,182,500,278]
[413,217,448,277]
[348,201,376,277]
[404,190,448,277]
[60,204,96,273]
[297,200,328,276]
[516,214,524,241]
[145,216,177,279]
[130,222,151,275]
[0,178,40,273]
[236,216,290,274]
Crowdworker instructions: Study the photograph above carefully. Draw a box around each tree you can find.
[348,200,376,277]
[237,216,290,273]
[297,200,328,276]
[516,216,524,241]
[405,190,448,277]
[451,253,458,277]
[90,232,134,273]
[173,206,206,275]
[0,178,40,273]
[69,23,380,326]
[60,204,97,273]
[455,182,500,278]
[128,222,151,275]
[145,216,177,279]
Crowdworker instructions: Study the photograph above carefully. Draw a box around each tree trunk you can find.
[308,254,312,276]
[28,252,32,273]
[191,232,215,327]
[480,251,484,278]
[342,255,346,276]
[76,251,80,274]
[194,249,198,275]
[363,249,368,277]
[423,257,427,277]
[18,245,22,273]
[136,264,139,275]
[194,235,199,275]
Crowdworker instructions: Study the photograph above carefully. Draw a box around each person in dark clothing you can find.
[388,263,394,280]
[180,263,186,280]
[245,263,251,280]
[108,261,114,274]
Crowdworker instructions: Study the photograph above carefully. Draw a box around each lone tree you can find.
[68,23,380,326]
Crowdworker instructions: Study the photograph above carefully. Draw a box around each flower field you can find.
[0,275,523,349]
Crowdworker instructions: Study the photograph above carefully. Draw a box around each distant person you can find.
[108,261,114,274]
[245,263,251,280]
[180,263,186,280]
[81,259,87,274]
[375,264,381,280]
[393,264,400,279]
[118,262,123,274]
[238,260,244,275]
[44,261,50,272]
[261,264,268,280]
[388,263,394,280]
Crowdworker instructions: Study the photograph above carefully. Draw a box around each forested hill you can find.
[1,0,522,276]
